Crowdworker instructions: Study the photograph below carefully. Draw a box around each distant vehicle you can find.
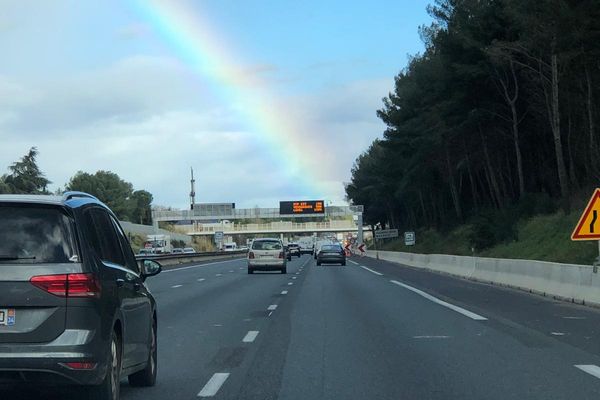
[316,243,346,266]
[172,248,184,254]
[287,243,301,258]
[239,246,249,251]
[183,247,196,254]
[146,234,171,254]
[298,237,314,254]
[138,248,154,256]
[224,242,238,252]
[247,238,287,274]
[0,192,162,400]
[314,240,333,259]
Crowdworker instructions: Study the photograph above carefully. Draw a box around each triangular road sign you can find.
[571,189,600,240]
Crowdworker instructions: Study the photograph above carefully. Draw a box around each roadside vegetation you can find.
[347,0,600,263]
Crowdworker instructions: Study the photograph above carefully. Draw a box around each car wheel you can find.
[317,261,321,266]
[128,319,157,387]
[341,261,346,266]
[89,330,121,400]
[281,267,287,274]
[248,268,254,274]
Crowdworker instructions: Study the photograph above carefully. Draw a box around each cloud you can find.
[0,54,389,208]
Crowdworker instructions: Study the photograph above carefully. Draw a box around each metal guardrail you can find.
[136,250,247,260]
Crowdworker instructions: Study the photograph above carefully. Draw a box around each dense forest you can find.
[346,0,600,250]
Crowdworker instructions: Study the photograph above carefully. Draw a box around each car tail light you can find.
[248,252,255,259]
[31,273,101,298]
[61,362,97,370]
[278,252,284,259]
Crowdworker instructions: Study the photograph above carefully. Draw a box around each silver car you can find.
[247,238,287,274]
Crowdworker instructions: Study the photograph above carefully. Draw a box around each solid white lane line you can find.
[242,331,259,343]
[575,365,600,380]
[198,373,230,397]
[267,304,278,311]
[348,260,359,265]
[171,285,183,288]
[390,280,488,321]
[197,278,206,282]
[281,290,288,295]
[163,259,243,273]
[360,266,383,276]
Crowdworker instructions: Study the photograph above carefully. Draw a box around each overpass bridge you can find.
[186,220,368,236]
[152,204,366,239]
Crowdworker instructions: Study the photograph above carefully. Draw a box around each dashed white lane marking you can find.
[171,285,183,288]
[198,372,230,397]
[281,290,288,295]
[413,335,451,339]
[268,311,274,317]
[348,260,359,265]
[292,276,297,280]
[163,259,244,273]
[390,280,488,321]
[288,282,294,286]
[267,304,278,311]
[575,365,600,380]
[229,270,234,273]
[215,274,222,277]
[296,272,300,275]
[551,332,566,336]
[242,331,259,343]
[197,278,206,282]
[562,316,586,320]
[360,266,383,276]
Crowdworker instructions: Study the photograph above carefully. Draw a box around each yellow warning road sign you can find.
[571,189,600,240]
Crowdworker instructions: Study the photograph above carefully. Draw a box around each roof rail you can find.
[62,191,99,202]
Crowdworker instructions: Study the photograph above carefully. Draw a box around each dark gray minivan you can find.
[0,192,162,400]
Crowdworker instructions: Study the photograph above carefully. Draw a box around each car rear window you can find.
[252,240,282,250]
[321,245,341,251]
[0,204,79,264]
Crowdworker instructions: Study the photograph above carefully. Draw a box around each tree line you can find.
[0,147,153,224]
[346,0,600,249]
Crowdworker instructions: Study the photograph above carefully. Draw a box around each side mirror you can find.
[140,259,162,279]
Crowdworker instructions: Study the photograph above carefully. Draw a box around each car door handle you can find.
[116,279,125,288]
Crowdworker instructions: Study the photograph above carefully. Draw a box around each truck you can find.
[146,234,172,254]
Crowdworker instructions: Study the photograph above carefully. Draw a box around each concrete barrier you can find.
[369,250,600,306]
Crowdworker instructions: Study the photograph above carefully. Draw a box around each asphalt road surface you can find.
[5,254,600,399]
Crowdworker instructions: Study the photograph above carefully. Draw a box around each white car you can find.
[223,243,238,252]
[247,238,287,274]
[183,247,196,254]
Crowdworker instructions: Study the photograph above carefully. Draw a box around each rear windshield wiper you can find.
[0,255,37,261]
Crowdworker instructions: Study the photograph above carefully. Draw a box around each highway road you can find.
[4,254,600,399]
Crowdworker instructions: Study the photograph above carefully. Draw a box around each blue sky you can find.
[0,0,432,209]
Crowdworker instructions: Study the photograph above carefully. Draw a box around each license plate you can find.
[260,255,273,259]
[0,309,15,326]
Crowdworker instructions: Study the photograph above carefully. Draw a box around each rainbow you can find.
[129,0,332,200]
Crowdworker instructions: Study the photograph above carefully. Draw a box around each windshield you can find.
[252,240,282,251]
[0,205,79,264]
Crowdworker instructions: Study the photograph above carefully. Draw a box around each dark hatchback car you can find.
[316,244,346,266]
[287,243,301,258]
[0,192,162,400]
